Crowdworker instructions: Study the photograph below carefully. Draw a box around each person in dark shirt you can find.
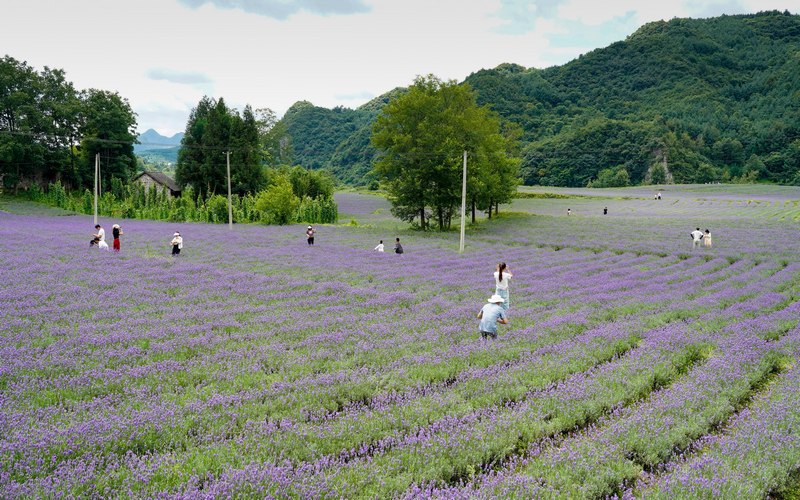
[112,224,123,252]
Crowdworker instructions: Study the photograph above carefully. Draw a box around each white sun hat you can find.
[488,294,505,303]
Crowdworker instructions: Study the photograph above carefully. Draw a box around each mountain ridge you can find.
[273,10,800,187]
[136,129,184,151]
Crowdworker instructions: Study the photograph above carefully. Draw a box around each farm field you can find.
[2,184,800,498]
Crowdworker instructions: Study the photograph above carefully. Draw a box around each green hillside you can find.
[275,11,800,187]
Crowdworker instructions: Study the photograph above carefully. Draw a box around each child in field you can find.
[374,240,384,252]
[306,226,315,245]
[394,238,403,254]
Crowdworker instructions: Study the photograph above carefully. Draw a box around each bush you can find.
[206,195,229,223]
[588,167,630,188]
[254,177,300,225]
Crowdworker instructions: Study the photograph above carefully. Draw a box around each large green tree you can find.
[0,56,85,191]
[176,97,265,198]
[78,89,138,191]
[372,75,519,230]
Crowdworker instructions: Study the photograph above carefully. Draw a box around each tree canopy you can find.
[175,97,265,199]
[371,75,519,230]
[0,56,136,192]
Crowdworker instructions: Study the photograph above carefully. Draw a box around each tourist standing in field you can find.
[306,226,315,245]
[704,229,713,248]
[691,227,704,248]
[603,207,608,215]
[478,294,508,339]
[567,208,571,216]
[93,224,109,251]
[374,240,384,252]
[171,232,182,256]
[112,224,123,252]
[494,262,512,312]
[394,237,404,254]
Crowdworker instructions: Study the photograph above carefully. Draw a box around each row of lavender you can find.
[2,192,799,497]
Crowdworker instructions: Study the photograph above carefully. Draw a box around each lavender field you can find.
[2,185,800,498]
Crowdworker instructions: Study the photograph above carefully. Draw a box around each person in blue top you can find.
[477,294,508,339]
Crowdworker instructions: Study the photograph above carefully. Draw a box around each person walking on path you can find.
[374,240,384,252]
[93,224,109,251]
[494,262,513,312]
[112,224,123,252]
[478,294,508,339]
[703,229,713,248]
[306,226,316,245]
[171,232,183,256]
[394,237,404,254]
[691,227,704,249]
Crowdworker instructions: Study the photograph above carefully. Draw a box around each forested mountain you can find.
[135,129,184,151]
[278,89,405,184]
[274,11,800,187]
[135,129,184,169]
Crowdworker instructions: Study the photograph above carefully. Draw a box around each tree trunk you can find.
[419,207,425,230]
[471,198,476,223]
[494,201,499,216]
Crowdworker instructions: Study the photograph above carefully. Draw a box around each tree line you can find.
[1,56,338,225]
[0,55,137,193]
[28,172,338,226]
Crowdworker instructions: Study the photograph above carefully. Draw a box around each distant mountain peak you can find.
[136,129,184,152]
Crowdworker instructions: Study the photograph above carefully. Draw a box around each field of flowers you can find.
[2,184,800,498]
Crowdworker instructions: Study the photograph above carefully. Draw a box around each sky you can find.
[3,0,799,138]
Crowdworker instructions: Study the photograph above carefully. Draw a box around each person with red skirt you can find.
[112,224,123,252]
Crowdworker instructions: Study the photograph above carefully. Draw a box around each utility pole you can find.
[459,150,467,253]
[225,151,232,229]
[93,153,99,225]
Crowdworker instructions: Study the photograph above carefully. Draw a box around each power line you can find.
[0,129,255,153]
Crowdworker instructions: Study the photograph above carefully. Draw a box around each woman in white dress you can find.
[494,262,512,312]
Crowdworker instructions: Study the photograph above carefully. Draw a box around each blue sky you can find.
[3,0,799,136]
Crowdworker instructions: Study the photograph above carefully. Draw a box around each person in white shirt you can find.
[493,262,513,311]
[374,240,384,252]
[93,224,109,250]
[171,232,183,256]
[690,227,704,248]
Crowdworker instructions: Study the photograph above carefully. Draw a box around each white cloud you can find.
[147,68,213,85]
[178,0,371,19]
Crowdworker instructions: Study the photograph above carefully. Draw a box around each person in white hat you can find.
[170,231,183,256]
[477,294,508,339]
[306,225,315,246]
